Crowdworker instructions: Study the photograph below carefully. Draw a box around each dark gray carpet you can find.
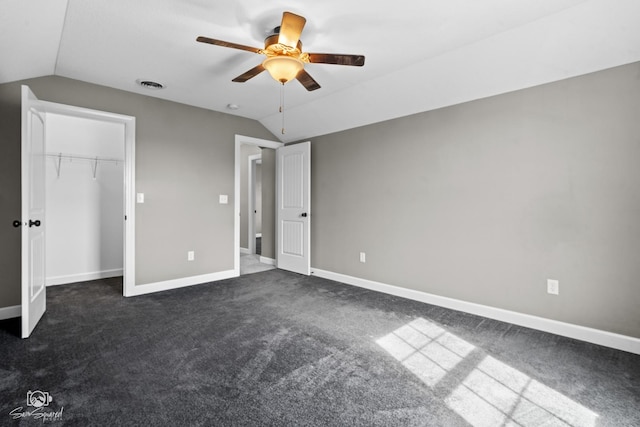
[1,270,639,426]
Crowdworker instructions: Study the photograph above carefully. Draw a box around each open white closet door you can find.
[21,85,47,338]
[276,141,311,275]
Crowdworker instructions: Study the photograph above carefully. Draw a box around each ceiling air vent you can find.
[136,79,165,90]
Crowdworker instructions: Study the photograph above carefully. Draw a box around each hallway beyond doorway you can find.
[240,253,275,275]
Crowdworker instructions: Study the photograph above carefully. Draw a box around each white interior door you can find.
[276,141,310,275]
[21,85,47,338]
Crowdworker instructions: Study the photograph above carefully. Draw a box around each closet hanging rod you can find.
[45,152,124,163]
[47,152,124,179]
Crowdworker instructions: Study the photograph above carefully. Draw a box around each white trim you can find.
[234,135,283,278]
[123,115,136,297]
[0,305,21,320]
[40,101,133,124]
[38,99,136,298]
[46,269,123,286]
[125,270,236,297]
[240,247,250,255]
[311,268,640,355]
[259,256,276,266]
[256,233,263,238]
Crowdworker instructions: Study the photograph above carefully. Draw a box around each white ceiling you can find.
[2,0,640,142]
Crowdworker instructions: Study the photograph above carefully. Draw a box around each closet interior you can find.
[45,113,125,286]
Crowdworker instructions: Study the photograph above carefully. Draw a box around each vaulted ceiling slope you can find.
[2,0,640,142]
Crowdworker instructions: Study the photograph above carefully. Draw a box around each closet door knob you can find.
[29,219,41,228]
[13,220,22,228]
[301,212,308,217]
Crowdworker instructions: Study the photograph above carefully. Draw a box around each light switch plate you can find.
[136,193,144,203]
[219,195,228,204]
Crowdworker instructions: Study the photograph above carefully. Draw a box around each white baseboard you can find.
[240,247,250,254]
[311,268,640,355]
[46,269,123,286]
[0,305,21,320]
[126,269,237,297]
[259,256,276,266]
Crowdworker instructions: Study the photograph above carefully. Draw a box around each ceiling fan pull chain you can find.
[281,82,286,134]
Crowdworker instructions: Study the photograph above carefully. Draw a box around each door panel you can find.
[276,142,310,275]
[282,221,304,256]
[282,153,304,208]
[21,85,47,338]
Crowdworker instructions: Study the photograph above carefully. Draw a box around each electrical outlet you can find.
[187,251,195,261]
[547,279,559,295]
[359,252,366,263]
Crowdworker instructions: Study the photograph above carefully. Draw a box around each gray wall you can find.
[0,81,22,307]
[0,76,274,307]
[3,64,638,338]
[255,163,262,235]
[310,62,640,338]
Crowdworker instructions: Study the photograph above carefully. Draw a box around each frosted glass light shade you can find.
[263,56,304,83]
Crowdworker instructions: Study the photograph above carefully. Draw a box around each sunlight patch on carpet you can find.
[376,318,598,427]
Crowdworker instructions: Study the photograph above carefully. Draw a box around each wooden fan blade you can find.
[232,64,265,82]
[278,12,306,49]
[307,53,365,67]
[296,69,321,91]
[196,36,262,54]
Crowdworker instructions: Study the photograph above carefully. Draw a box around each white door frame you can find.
[247,154,262,255]
[38,99,136,297]
[234,135,283,276]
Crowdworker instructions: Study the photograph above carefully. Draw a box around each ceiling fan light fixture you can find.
[262,56,303,84]
[197,11,364,91]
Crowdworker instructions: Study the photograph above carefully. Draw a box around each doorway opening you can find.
[21,86,135,337]
[37,97,135,296]
[234,135,282,276]
[45,113,125,293]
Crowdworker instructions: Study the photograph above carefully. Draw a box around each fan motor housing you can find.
[264,34,303,52]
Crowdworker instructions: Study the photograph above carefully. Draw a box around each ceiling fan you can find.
[197,11,365,91]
